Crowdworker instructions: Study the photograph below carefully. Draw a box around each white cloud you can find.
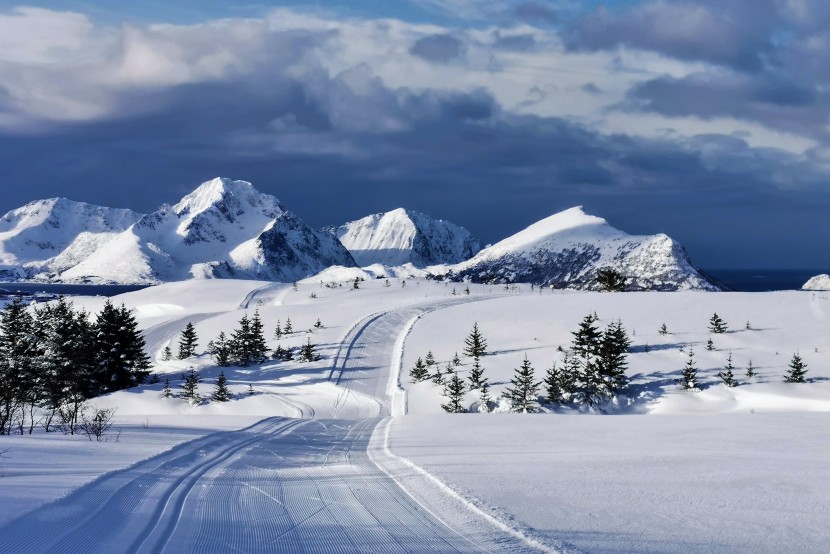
[0,5,817,154]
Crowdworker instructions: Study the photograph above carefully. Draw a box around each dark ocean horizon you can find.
[703,269,826,292]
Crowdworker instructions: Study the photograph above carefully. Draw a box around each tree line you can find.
[0,298,150,435]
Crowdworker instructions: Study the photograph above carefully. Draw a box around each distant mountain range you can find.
[0,178,721,290]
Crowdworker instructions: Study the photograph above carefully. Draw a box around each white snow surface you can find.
[450,206,720,291]
[803,273,830,290]
[331,207,482,267]
[1,278,829,553]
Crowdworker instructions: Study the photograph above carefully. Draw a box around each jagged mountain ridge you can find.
[1,178,356,284]
[0,198,142,281]
[446,207,721,291]
[330,208,482,267]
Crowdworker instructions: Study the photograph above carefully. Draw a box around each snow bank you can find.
[802,273,830,290]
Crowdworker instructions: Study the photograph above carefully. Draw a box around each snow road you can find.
[0,297,534,554]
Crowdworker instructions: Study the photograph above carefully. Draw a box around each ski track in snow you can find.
[0,294,543,553]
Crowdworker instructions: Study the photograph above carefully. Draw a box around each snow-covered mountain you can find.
[0,198,142,281]
[802,274,830,290]
[59,178,356,284]
[330,208,481,267]
[446,207,721,291]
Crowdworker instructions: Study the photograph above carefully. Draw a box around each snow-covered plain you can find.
[0,277,828,552]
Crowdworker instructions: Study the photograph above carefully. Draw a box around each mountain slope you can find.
[0,198,142,280]
[447,207,720,291]
[60,178,355,284]
[17,178,354,284]
[331,208,481,267]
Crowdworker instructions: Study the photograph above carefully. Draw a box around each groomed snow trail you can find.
[0,297,537,553]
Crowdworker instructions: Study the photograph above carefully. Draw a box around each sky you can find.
[1,0,829,269]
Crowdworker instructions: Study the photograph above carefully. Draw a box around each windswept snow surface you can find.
[1,278,829,553]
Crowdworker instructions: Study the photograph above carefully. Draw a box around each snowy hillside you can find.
[448,206,720,291]
[18,178,356,284]
[330,208,481,267]
[2,278,829,553]
[803,274,830,290]
[0,198,142,281]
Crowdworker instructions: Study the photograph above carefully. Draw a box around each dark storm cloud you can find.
[409,34,464,63]
[623,72,827,139]
[564,0,780,71]
[3,62,829,268]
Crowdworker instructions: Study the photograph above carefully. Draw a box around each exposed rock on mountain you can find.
[446,207,721,291]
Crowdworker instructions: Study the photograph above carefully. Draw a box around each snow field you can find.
[391,413,830,553]
[2,278,829,553]
[400,290,830,415]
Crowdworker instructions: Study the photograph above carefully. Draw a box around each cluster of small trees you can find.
[674,313,810,389]
[432,316,631,414]
[0,298,150,435]
[182,311,321,368]
[162,368,234,405]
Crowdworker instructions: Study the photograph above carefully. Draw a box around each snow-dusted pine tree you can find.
[505,357,541,413]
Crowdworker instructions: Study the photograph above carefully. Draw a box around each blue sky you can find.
[1,1,829,269]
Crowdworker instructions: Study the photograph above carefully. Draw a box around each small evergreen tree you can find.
[249,310,269,364]
[181,368,201,405]
[468,356,485,389]
[410,357,429,382]
[505,357,540,413]
[452,352,461,366]
[432,363,448,385]
[441,368,466,413]
[314,318,324,329]
[596,267,626,292]
[678,348,699,390]
[463,323,487,358]
[709,313,728,334]
[478,379,492,413]
[597,320,630,397]
[178,322,199,359]
[93,301,151,392]
[230,314,253,366]
[746,359,757,378]
[718,352,738,387]
[784,353,808,383]
[207,332,231,366]
[353,277,360,289]
[274,320,283,340]
[162,346,173,361]
[161,378,172,398]
[424,351,436,367]
[299,338,317,363]
[283,317,293,335]
[706,337,715,351]
[543,362,566,405]
[658,323,668,335]
[745,321,752,331]
[211,371,231,402]
[571,314,601,358]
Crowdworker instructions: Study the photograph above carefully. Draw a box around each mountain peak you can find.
[332,208,482,267]
[450,206,720,291]
[173,177,282,218]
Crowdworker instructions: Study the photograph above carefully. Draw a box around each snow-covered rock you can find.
[60,178,356,284]
[447,206,721,291]
[0,198,142,281]
[802,274,830,291]
[330,208,481,267]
